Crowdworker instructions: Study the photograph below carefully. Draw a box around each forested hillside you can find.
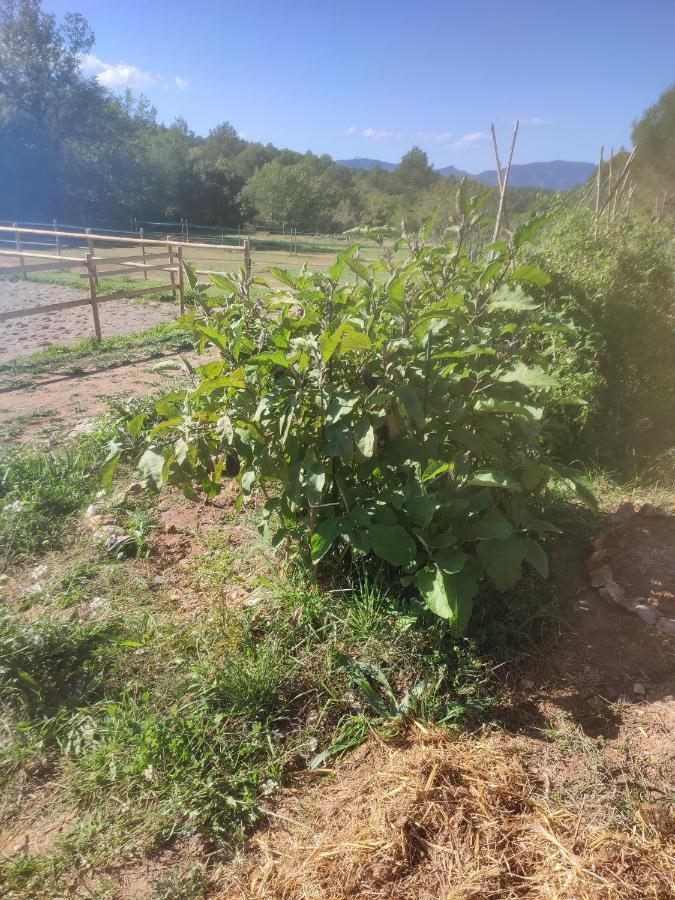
[1,1,664,234]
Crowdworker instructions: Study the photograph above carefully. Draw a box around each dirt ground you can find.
[0,280,175,361]
[0,353,194,446]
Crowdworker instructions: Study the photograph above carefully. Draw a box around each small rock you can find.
[242,594,260,608]
[123,481,144,499]
[633,603,660,625]
[24,583,43,596]
[633,682,646,696]
[521,678,535,690]
[590,565,613,587]
[3,500,26,515]
[656,617,675,635]
[164,523,178,534]
[31,564,48,581]
[153,575,165,585]
[598,581,626,606]
[95,490,106,500]
[86,504,105,518]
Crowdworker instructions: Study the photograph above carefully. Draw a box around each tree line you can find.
[1,1,672,232]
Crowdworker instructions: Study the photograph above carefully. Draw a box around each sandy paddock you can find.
[0,280,176,362]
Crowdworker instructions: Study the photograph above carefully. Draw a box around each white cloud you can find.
[412,130,453,143]
[363,127,402,140]
[81,53,157,89]
[346,125,357,135]
[454,131,489,147]
[175,75,189,90]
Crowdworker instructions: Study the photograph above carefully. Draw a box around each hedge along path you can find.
[0,225,252,341]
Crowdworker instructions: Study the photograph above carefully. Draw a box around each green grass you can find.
[0,439,107,565]
[0,320,193,386]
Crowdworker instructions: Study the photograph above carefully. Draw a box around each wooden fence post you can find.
[177,246,185,315]
[85,251,102,340]
[53,219,61,259]
[140,227,148,280]
[244,238,252,278]
[86,228,98,284]
[167,242,178,306]
[13,224,26,279]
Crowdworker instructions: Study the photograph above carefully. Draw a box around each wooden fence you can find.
[0,225,251,341]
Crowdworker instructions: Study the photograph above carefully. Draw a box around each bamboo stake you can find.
[605,148,613,222]
[492,120,519,243]
[490,124,505,193]
[598,148,637,217]
[177,245,185,315]
[85,251,102,340]
[13,224,26,279]
[594,145,604,238]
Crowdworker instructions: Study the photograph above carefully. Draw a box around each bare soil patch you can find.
[0,280,174,361]
[0,354,192,446]
[604,511,675,618]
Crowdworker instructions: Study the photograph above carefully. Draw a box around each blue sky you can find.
[46,0,675,170]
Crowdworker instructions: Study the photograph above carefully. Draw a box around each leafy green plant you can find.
[110,222,592,633]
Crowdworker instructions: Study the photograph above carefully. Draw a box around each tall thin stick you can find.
[594,145,604,238]
[85,251,102,340]
[598,148,637,217]
[490,124,505,193]
[492,120,519,243]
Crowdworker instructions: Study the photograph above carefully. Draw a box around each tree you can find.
[631,83,675,215]
[392,146,437,194]
[0,0,155,220]
[240,160,321,227]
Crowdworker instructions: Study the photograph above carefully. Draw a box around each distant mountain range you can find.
[336,158,596,190]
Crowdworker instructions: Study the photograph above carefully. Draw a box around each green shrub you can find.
[530,209,675,463]
[113,225,591,634]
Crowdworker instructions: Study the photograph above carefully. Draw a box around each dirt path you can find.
[0,280,175,361]
[0,352,193,445]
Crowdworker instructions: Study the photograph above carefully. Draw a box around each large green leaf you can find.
[137,446,166,491]
[303,462,327,505]
[461,518,514,541]
[415,565,453,619]
[345,256,371,282]
[369,524,417,567]
[468,470,521,490]
[489,285,540,312]
[268,267,296,288]
[311,516,344,563]
[416,566,478,633]
[476,536,526,591]
[499,362,559,389]
[396,386,425,428]
[354,415,376,458]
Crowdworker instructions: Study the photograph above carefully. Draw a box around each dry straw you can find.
[220,726,674,899]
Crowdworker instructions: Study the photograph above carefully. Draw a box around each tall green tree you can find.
[632,83,675,215]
